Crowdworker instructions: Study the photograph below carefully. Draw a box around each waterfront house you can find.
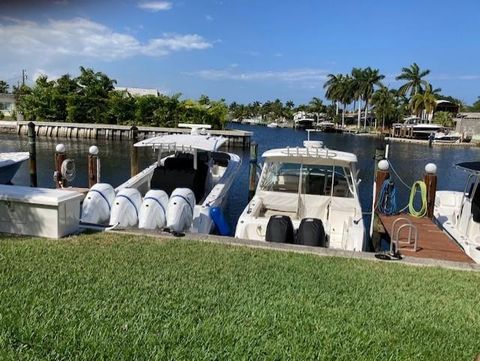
[0,93,15,117]
[114,87,160,97]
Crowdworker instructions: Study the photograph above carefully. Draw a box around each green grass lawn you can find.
[1,233,479,360]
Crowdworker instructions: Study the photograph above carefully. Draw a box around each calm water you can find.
[2,123,479,232]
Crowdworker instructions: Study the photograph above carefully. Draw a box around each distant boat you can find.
[293,111,315,129]
[316,121,340,133]
[267,122,278,128]
[0,152,29,184]
[434,132,461,144]
[392,116,444,140]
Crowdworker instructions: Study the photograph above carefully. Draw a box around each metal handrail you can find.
[390,217,418,253]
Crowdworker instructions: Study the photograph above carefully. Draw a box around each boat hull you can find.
[0,161,24,184]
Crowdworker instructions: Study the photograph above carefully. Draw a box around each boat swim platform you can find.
[0,120,252,149]
[108,228,480,272]
[379,214,474,264]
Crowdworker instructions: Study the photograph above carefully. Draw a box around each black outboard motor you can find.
[265,215,295,243]
[296,218,326,247]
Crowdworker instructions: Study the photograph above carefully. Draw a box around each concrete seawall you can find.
[0,120,252,149]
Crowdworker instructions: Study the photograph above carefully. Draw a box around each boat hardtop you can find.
[262,144,358,166]
[134,133,226,152]
[0,152,29,166]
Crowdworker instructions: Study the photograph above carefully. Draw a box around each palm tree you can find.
[0,80,9,94]
[323,73,344,115]
[337,75,355,128]
[371,86,395,130]
[410,83,437,119]
[396,63,430,97]
[350,67,365,129]
[360,67,385,129]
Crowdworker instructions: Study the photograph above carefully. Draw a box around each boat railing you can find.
[282,147,338,159]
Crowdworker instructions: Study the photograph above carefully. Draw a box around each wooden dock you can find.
[0,120,252,149]
[379,214,473,263]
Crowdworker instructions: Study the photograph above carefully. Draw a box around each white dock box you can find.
[0,185,83,238]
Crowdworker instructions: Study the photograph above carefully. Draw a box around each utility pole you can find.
[21,69,27,86]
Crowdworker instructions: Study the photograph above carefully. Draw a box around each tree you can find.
[351,67,365,129]
[410,83,437,118]
[433,111,454,128]
[371,86,395,130]
[308,97,326,114]
[396,63,430,96]
[0,80,9,93]
[360,67,385,129]
[323,73,344,115]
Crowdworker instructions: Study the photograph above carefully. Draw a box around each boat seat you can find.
[212,152,230,167]
[150,157,208,203]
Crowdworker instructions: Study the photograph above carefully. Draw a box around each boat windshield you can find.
[259,162,354,197]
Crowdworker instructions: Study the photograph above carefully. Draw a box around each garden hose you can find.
[408,181,427,218]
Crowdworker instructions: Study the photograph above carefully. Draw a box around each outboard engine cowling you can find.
[296,218,326,247]
[139,190,169,230]
[166,188,196,233]
[110,188,142,228]
[81,183,115,224]
[266,215,295,243]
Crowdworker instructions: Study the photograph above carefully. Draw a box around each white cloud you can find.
[138,1,172,11]
[185,68,329,83]
[0,17,212,84]
[205,14,213,22]
[0,17,211,62]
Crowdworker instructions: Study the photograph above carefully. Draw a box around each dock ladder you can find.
[390,217,418,253]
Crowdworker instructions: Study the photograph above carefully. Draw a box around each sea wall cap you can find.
[55,143,66,153]
[425,163,437,174]
[378,159,389,171]
[89,145,99,155]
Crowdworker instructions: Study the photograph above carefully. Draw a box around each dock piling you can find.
[88,145,100,188]
[27,121,37,187]
[54,144,67,188]
[130,126,139,177]
[248,142,258,201]
[424,163,438,218]
[370,147,389,251]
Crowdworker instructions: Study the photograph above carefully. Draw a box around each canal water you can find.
[2,123,479,233]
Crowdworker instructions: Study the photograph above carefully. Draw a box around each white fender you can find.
[109,188,142,228]
[166,188,196,232]
[81,183,115,224]
[139,190,169,230]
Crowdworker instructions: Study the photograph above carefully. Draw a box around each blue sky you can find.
[1,0,479,104]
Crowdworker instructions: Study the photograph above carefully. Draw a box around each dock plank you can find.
[379,214,474,263]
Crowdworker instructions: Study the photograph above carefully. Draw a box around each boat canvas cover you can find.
[0,152,29,167]
[457,162,480,174]
[134,134,226,152]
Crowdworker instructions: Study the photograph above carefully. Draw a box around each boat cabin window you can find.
[259,162,354,197]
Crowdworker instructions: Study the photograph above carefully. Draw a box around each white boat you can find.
[81,125,241,235]
[267,122,278,128]
[434,162,480,263]
[393,116,444,139]
[434,131,461,143]
[293,111,315,129]
[0,152,29,184]
[235,140,365,251]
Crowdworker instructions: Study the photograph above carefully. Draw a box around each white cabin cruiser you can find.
[81,125,241,235]
[235,141,365,251]
[434,162,480,263]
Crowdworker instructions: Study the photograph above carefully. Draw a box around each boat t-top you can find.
[235,139,365,251]
[434,161,480,263]
[81,124,241,235]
